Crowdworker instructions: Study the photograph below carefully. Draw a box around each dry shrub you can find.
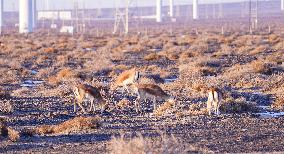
[271,97,284,110]
[11,87,30,97]
[43,47,57,53]
[0,100,14,114]
[144,53,161,61]
[108,134,206,154]
[0,119,20,142]
[179,52,193,62]
[265,52,284,64]
[106,38,121,49]
[272,41,284,51]
[48,68,76,85]
[57,68,75,80]
[83,47,114,73]
[30,116,101,135]
[214,44,234,57]
[221,97,257,113]
[116,98,132,109]
[113,64,130,71]
[268,34,280,44]
[47,76,60,85]
[250,60,272,74]
[129,43,147,52]
[191,82,208,93]
[7,128,20,142]
[249,45,267,55]
[200,67,218,76]
[139,77,156,84]
[188,42,208,56]
[166,53,179,61]
[237,45,254,54]
[154,100,175,116]
[188,103,207,116]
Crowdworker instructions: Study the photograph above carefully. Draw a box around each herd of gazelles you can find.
[73,68,222,116]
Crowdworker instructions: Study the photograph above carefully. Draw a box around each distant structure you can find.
[193,0,199,20]
[19,0,33,33]
[32,0,37,28]
[0,0,3,34]
[218,1,223,19]
[169,0,174,17]
[156,0,162,22]
[249,0,258,31]
[113,0,131,34]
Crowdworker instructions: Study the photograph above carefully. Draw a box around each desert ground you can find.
[0,16,284,153]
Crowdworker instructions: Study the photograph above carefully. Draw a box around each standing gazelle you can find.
[112,68,140,93]
[73,84,108,114]
[207,87,222,116]
[132,83,174,113]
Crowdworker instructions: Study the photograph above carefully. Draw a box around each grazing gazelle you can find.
[207,87,222,116]
[132,83,174,113]
[73,84,108,114]
[112,68,140,93]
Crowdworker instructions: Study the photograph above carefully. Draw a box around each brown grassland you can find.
[0,17,284,153]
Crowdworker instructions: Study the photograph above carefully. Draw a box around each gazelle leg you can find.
[207,101,212,116]
[125,85,130,93]
[153,97,157,111]
[90,98,96,112]
[135,94,142,113]
[78,101,86,114]
[74,99,77,113]
[216,102,220,115]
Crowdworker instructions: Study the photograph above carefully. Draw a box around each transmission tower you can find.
[73,0,86,34]
[249,0,258,32]
[113,0,131,35]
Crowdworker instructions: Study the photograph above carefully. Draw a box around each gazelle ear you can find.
[91,78,95,85]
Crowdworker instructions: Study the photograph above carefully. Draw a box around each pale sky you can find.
[4,0,251,11]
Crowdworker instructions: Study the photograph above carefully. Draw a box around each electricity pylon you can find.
[113,0,132,35]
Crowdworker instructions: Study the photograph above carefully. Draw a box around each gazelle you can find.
[73,84,108,114]
[112,68,140,93]
[207,87,222,116]
[132,83,174,113]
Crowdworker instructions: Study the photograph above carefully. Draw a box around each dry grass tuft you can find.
[221,97,257,113]
[144,53,161,61]
[188,103,207,116]
[249,45,267,55]
[139,77,156,84]
[107,134,207,154]
[0,119,20,142]
[268,34,280,44]
[116,98,132,110]
[271,97,284,110]
[154,100,175,116]
[7,127,20,142]
[43,47,57,53]
[0,100,14,114]
[28,116,101,136]
[48,68,76,85]
[250,60,272,74]
[57,68,75,80]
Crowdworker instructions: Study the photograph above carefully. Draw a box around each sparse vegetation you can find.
[24,116,101,136]
[1,14,284,153]
[221,97,258,113]
[0,100,13,114]
[107,134,209,154]
[144,53,162,61]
